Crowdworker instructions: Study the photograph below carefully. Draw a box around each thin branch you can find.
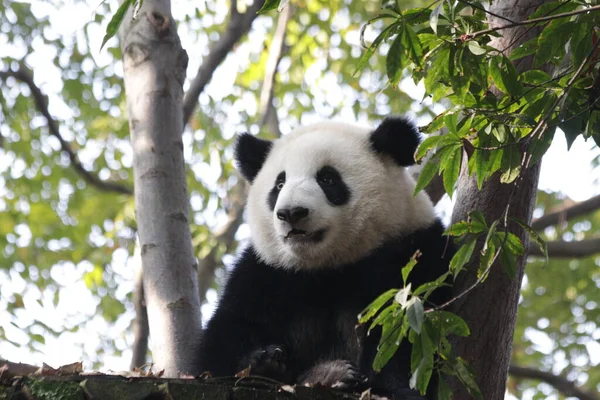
[198,181,246,307]
[457,0,516,24]
[258,4,291,137]
[465,5,600,40]
[532,194,600,231]
[196,10,289,309]
[182,0,265,126]
[0,68,133,195]
[509,364,599,400]
[130,241,149,370]
[528,238,600,258]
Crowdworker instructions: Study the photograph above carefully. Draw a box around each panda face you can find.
[238,119,436,270]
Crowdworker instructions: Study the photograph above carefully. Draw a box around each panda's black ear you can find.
[235,133,273,183]
[369,117,421,166]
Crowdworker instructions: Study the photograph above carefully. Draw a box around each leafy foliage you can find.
[349,0,600,395]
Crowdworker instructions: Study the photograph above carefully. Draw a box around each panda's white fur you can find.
[246,121,436,270]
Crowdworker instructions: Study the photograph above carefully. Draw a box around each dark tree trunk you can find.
[448,1,555,398]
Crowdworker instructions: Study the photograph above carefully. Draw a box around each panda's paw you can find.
[299,359,368,391]
[244,345,288,380]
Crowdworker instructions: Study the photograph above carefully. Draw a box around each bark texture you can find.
[448,1,549,398]
[119,0,202,377]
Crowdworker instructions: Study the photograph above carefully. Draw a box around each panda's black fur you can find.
[198,117,452,399]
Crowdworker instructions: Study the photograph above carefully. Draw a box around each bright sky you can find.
[0,0,599,387]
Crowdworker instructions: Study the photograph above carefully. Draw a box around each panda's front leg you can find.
[241,344,291,382]
[298,359,368,390]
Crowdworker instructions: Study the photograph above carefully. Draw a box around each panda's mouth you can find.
[284,228,326,243]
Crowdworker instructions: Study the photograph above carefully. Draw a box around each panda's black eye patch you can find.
[268,171,286,210]
[316,166,350,206]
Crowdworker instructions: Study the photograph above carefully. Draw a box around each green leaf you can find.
[501,57,521,95]
[101,0,134,50]
[31,333,46,345]
[478,239,496,280]
[500,146,521,184]
[410,333,434,394]
[355,22,399,76]
[413,158,440,196]
[430,311,470,337]
[512,218,549,267]
[441,145,462,198]
[467,41,486,55]
[415,135,442,161]
[489,56,505,93]
[445,221,469,236]
[386,34,405,84]
[520,70,551,86]
[486,147,504,179]
[423,113,446,134]
[499,245,518,279]
[437,372,453,400]
[498,232,525,256]
[407,297,424,334]
[402,251,420,285]
[369,303,398,332]
[455,358,483,400]
[509,38,537,61]
[492,125,507,143]
[449,237,476,275]
[373,320,407,371]
[571,20,593,67]
[489,56,521,95]
[257,0,281,13]
[402,25,423,67]
[468,148,484,189]
[469,211,487,229]
[412,275,451,300]
[528,1,578,19]
[358,289,398,323]
[444,113,458,135]
[533,21,574,67]
[482,219,499,256]
[430,2,442,34]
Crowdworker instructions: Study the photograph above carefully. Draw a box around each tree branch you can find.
[197,181,246,307]
[182,0,266,125]
[528,238,600,258]
[197,8,289,310]
[258,4,291,137]
[509,365,599,400]
[0,68,133,195]
[532,194,600,231]
[130,241,149,370]
[465,5,600,40]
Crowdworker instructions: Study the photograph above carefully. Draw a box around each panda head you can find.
[235,117,436,270]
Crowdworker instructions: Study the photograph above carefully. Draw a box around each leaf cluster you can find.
[358,251,481,399]
[355,0,600,197]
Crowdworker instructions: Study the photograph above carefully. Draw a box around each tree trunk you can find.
[119,0,202,377]
[448,1,553,398]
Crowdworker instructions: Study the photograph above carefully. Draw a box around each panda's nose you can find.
[277,207,309,224]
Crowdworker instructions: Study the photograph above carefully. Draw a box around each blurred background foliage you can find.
[0,0,598,399]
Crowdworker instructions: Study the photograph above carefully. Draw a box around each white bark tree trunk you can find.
[119,0,202,377]
[449,1,554,398]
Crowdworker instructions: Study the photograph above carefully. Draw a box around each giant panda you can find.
[198,117,452,399]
